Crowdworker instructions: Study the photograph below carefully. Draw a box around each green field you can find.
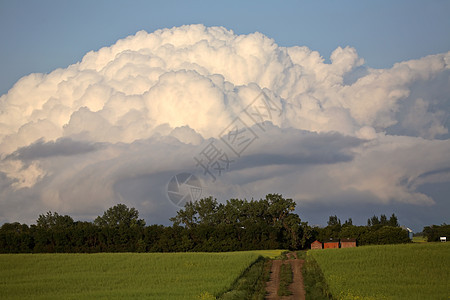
[308,242,450,299]
[0,251,276,299]
[411,236,427,243]
[250,249,285,259]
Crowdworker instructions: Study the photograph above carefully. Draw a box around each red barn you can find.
[340,238,357,248]
[324,239,339,249]
[311,240,323,250]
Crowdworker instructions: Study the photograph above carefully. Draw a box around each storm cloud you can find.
[0,25,449,228]
[7,138,100,161]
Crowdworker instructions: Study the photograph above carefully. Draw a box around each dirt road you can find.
[265,259,282,299]
[265,252,305,300]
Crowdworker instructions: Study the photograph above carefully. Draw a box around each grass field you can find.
[411,236,427,243]
[0,251,271,299]
[250,249,285,259]
[308,242,450,299]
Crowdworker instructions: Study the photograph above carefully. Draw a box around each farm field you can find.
[412,236,427,243]
[250,249,285,259]
[0,251,280,299]
[308,242,450,299]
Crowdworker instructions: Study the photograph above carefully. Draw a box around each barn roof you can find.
[341,238,357,242]
[324,238,339,243]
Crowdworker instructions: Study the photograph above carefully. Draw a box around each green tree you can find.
[368,215,380,227]
[265,194,296,227]
[36,211,74,229]
[195,197,220,226]
[343,218,353,226]
[71,221,100,252]
[423,224,450,242]
[380,214,388,226]
[94,204,145,252]
[0,223,34,253]
[35,212,74,252]
[94,204,145,228]
[327,215,341,227]
[169,194,306,251]
[283,213,302,250]
[170,201,198,228]
[388,213,399,227]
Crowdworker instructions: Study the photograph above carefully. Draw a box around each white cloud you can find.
[0,24,449,225]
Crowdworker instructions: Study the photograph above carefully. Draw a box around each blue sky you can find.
[0,1,449,230]
[1,0,450,96]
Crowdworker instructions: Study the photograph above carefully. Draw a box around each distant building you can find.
[311,238,358,250]
[311,240,323,250]
[401,226,414,239]
[340,238,357,248]
[324,238,339,249]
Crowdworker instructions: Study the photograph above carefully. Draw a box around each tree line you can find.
[314,214,411,245]
[0,194,415,253]
[422,224,450,242]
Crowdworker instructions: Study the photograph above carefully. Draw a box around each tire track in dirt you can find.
[287,258,305,300]
[265,252,305,300]
[265,259,282,299]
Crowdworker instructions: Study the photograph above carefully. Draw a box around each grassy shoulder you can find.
[302,253,331,299]
[277,262,293,297]
[308,242,450,299]
[218,249,286,299]
[219,257,271,300]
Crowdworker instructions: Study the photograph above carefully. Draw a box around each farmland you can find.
[2,243,449,299]
[308,242,450,299]
[0,251,280,299]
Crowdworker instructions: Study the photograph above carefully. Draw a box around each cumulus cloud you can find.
[0,24,449,226]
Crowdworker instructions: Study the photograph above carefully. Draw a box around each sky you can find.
[0,0,449,231]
